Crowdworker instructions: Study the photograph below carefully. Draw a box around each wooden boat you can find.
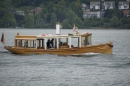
[2,23,113,55]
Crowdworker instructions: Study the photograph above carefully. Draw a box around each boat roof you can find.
[15,33,92,40]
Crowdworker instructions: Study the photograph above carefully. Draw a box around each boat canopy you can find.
[14,32,92,50]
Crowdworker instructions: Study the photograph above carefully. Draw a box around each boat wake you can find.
[0,50,9,53]
[70,53,100,57]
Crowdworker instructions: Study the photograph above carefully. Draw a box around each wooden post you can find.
[24,40,26,48]
[56,38,59,49]
[66,38,68,46]
[38,39,41,48]
[42,39,44,48]
[30,40,32,48]
[16,40,17,47]
[33,40,34,47]
[44,38,47,50]
[36,40,37,49]
[79,36,82,47]
[53,38,55,48]
[14,39,16,47]
[90,35,92,45]
[69,37,71,48]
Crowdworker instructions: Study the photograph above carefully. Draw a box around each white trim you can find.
[56,38,59,49]
[36,40,37,49]
[15,38,37,40]
[44,38,47,50]
[69,37,71,48]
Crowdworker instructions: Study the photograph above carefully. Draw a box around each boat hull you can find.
[4,42,113,55]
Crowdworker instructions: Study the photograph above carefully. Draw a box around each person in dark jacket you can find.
[50,39,54,48]
[47,39,51,48]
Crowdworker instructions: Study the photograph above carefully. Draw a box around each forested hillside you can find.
[0,0,130,29]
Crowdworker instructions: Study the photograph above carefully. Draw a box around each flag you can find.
[72,24,80,34]
[73,24,76,32]
[73,24,78,32]
[1,32,5,44]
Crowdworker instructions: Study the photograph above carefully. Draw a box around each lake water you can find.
[0,29,130,86]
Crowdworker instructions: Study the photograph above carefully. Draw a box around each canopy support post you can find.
[44,38,47,50]
[56,38,59,49]
[35,40,37,49]
[69,37,71,48]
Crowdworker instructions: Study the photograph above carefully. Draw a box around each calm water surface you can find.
[0,29,130,86]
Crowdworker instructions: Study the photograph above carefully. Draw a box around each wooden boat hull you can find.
[4,42,113,55]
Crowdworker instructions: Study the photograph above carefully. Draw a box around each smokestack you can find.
[56,22,61,35]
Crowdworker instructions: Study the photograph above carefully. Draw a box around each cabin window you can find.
[60,38,68,46]
[37,39,44,48]
[15,40,17,47]
[21,40,24,47]
[26,40,29,47]
[26,40,34,48]
[18,40,36,48]
[82,37,88,46]
[18,40,22,47]
[88,35,92,45]
[15,40,22,47]
[81,35,92,46]
[33,40,35,47]
[71,37,78,47]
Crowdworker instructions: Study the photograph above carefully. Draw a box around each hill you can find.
[0,0,130,29]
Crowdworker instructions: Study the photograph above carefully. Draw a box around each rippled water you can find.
[0,29,130,86]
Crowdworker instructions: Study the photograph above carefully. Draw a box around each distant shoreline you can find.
[0,28,129,29]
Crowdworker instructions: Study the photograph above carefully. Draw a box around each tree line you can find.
[0,0,130,29]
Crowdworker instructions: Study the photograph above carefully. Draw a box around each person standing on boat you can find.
[50,38,54,48]
[59,41,63,46]
[47,39,51,48]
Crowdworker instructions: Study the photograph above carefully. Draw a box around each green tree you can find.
[62,8,83,28]
[0,9,16,28]
[24,15,34,28]
[110,16,119,28]
[62,19,72,29]
[120,18,130,29]
[68,0,82,18]
[0,0,5,7]
[15,14,25,27]
[46,1,54,12]
[84,17,91,28]
[58,0,66,7]
[98,19,104,27]
[8,14,16,28]
[62,8,76,28]
[53,4,66,22]
[50,12,57,28]
[91,16,99,27]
